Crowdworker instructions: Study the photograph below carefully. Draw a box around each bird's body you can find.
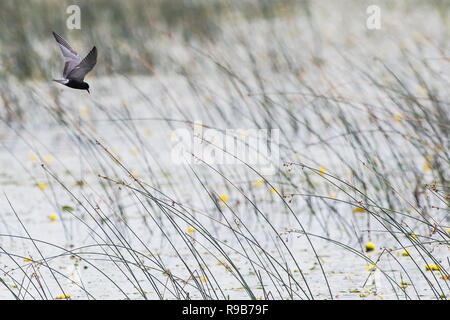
[52,31,97,93]
[53,79,89,90]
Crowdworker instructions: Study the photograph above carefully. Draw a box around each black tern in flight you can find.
[52,31,97,94]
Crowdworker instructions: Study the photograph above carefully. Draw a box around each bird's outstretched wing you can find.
[67,47,97,82]
[52,31,82,78]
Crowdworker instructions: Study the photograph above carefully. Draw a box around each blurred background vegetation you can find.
[0,0,448,80]
[0,0,301,79]
[0,1,448,300]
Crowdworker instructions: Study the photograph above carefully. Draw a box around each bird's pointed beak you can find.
[87,89,90,94]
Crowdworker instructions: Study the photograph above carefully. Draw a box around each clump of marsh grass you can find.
[0,0,448,300]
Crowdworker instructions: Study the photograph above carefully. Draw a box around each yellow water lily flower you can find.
[365,242,375,252]
[130,148,139,156]
[79,107,89,117]
[424,156,432,172]
[130,171,138,179]
[49,214,57,222]
[319,166,326,176]
[55,293,71,299]
[204,93,212,101]
[416,85,426,96]
[38,182,47,190]
[402,250,410,256]
[425,264,441,271]
[29,154,37,163]
[366,264,377,271]
[220,194,228,203]
[254,180,263,187]
[353,207,366,213]
[400,281,409,288]
[187,227,195,233]
[393,113,403,122]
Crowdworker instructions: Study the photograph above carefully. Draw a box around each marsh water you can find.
[0,1,448,300]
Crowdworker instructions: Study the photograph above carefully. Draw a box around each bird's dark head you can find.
[82,82,90,94]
